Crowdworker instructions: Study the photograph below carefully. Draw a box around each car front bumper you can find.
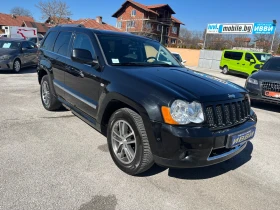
[148,110,257,168]
[0,60,13,70]
[246,83,280,104]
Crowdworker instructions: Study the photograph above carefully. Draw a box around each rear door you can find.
[27,41,38,65]
[21,41,32,67]
[64,32,101,118]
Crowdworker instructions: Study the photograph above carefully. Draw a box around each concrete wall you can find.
[198,50,222,70]
[167,48,201,66]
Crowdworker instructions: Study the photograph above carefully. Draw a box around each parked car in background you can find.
[245,57,280,104]
[0,38,38,72]
[28,37,44,47]
[172,52,186,65]
[220,50,272,76]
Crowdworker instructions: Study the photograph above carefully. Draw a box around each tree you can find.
[10,7,32,17]
[36,0,72,24]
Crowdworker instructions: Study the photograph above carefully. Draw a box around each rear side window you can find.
[73,33,95,58]
[53,31,72,56]
[224,51,243,60]
[224,51,231,59]
[41,31,58,51]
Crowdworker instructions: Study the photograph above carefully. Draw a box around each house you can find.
[45,16,120,32]
[234,37,251,47]
[112,0,184,45]
[0,13,34,34]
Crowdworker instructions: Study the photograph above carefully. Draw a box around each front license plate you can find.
[265,91,280,98]
[227,127,256,148]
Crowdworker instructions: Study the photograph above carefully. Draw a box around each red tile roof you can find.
[171,16,184,25]
[23,21,52,33]
[112,0,158,17]
[0,13,34,26]
[70,19,121,32]
[234,37,251,42]
[147,4,167,9]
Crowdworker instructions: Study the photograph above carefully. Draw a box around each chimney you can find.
[11,14,16,19]
[96,16,102,24]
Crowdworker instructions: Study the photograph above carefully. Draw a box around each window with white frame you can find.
[157,25,161,31]
[172,26,178,34]
[127,21,135,28]
[146,22,152,29]
[171,39,176,44]
[131,9,136,16]
[116,21,122,28]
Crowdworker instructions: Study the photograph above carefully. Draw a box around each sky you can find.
[1,0,280,31]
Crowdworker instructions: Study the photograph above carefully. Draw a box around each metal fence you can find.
[198,50,222,70]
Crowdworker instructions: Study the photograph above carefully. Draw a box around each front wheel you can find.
[13,59,21,73]
[107,108,154,175]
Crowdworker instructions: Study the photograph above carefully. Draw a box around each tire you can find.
[13,59,21,73]
[107,108,154,175]
[40,75,61,111]
[222,66,229,74]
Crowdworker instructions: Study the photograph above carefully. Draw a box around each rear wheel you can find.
[13,59,21,73]
[40,75,61,111]
[222,66,229,74]
[107,108,154,175]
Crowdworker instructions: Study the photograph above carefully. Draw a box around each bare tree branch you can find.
[10,7,32,17]
[35,0,72,24]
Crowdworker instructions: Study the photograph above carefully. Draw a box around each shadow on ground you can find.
[0,67,36,74]
[139,142,253,179]
[251,101,279,113]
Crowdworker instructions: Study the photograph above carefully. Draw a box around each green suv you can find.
[220,50,271,76]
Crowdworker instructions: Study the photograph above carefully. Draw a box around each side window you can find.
[41,31,58,51]
[21,42,29,49]
[245,53,254,62]
[53,31,72,56]
[231,52,243,60]
[28,42,36,49]
[224,51,231,59]
[73,33,95,58]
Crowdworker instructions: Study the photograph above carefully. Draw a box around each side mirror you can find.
[254,64,261,69]
[250,59,256,63]
[182,60,186,63]
[22,47,28,51]
[71,48,97,65]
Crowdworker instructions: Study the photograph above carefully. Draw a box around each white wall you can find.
[198,50,222,70]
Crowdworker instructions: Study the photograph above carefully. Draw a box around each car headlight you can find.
[0,55,11,60]
[248,78,258,85]
[161,100,204,125]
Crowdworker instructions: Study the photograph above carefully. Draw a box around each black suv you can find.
[37,25,257,175]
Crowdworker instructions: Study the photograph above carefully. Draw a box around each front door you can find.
[242,52,256,75]
[65,33,101,119]
[26,41,38,65]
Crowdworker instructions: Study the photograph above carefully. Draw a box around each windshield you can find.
[253,53,272,62]
[97,35,181,67]
[172,53,182,62]
[0,40,20,49]
[262,58,280,71]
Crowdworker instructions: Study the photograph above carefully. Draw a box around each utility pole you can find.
[203,29,207,49]
[160,24,164,45]
[270,19,277,53]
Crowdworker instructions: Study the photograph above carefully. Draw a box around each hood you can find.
[251,70,280,81]
[0,48,19,56]
[125,67,246,102]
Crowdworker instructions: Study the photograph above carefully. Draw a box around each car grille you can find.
[205,99,250,129]
[262,82,280,93]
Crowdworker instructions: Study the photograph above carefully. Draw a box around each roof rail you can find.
[55,24,85,28]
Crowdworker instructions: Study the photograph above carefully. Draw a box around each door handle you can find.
[237,63,240,64]
[242,64,245,65]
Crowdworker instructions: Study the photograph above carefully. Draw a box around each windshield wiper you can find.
[112,62,149,66]
[148,63,179,67]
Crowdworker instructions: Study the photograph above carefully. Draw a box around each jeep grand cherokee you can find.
[37,25,257,175]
